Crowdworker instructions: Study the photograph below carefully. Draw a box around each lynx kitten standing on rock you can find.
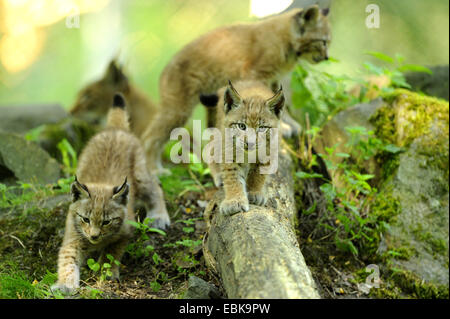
[52,94,170,294]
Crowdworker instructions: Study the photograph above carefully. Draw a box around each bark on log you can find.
[203,148,320,298]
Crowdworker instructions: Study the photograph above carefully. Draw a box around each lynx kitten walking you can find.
[52,94,170,294]
[204,80,285,216]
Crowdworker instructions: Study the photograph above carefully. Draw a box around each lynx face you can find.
[71,61,129,123]
[291,5,331,64]
[70,178,129,245]
[222,82,284,154]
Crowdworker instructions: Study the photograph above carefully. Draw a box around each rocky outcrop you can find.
[0,132,61,185]
[405,65,449,101]
[313,89,449,296]
[0,104,68,134]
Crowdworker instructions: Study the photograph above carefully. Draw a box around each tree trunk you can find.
[203,149,320,298]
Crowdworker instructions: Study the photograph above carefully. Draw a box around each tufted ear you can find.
[266,86,285,118]
[104,60,129,89]
[294,5,320,34]
[112,177,129,206]
[71,176,90,202]
[224,80,242,114]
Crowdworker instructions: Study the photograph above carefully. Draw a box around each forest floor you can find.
[0,156,367,299]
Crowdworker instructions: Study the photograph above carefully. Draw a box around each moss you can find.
[372,89,449,146]
[411,224,448,256]
[369,286,403,299]
[364,267,449,299]
[390,269,449,299]
[357,188,402,261]
[382,246,417,260]
[370,89,449,181]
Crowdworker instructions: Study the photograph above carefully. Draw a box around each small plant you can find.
[57,138,77,176]
[291,52,432,128]
[297,125,403,256]
[125,218,166,259]
[175,217,199,234]
[291,58,361,128]
[0,268,60,299]
[363,51,432,91]
[87,254,121,282]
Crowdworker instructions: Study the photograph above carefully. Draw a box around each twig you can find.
[187,167,206,193]
[8,234,26,249]
[305,113,312,162]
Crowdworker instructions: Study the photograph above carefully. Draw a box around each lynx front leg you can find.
[219,164,249,216]
[247,165,267,206]
[51,241,82,295]
[134,147,171,230]
[141,95,196,176]
[280,110,301,138]
[208,161,222,187]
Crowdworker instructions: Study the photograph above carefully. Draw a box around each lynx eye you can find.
[102,220,111,226]
[78,214,90,224]
[236,123,247,131]
[257,126,269,133]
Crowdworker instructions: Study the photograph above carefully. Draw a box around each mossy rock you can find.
[370,89,449,296]
[0,133,61,185]
[29,117,98,162]
[0,104,68,134]
[405,65,449,101]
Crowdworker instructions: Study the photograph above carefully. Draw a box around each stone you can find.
[371,90,449,289]
[0,132,61,184]
[405,65,449,101]
[0,104,68,134]
[183,276,221,299]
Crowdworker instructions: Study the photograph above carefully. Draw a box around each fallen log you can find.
[203,148,320,298]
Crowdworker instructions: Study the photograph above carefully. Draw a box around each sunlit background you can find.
[0,0,448,109]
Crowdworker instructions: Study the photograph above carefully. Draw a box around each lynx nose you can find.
[91,234,100,241]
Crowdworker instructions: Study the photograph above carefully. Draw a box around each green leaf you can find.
[365,51,394,64]
[397,64,432,74]
[102,263,111,269]
[150,281,161,292]
[320,183,336,202]
[335,153,350,158]
[126,220,141,229]
[182,227,194,233]
[87,259,100,272]
[152,253,162,265]
[345,126,368,135]
[363,62,384,75]
[147,227,167,236]
[296,171,324,179]
[383,144,403,154]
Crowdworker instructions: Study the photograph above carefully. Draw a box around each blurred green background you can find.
[0,0,448,111]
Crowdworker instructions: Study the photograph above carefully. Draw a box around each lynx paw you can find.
[219,197,249,216]
[248,191,267,206]
[51,283,78,296]
[149,160,172,177]
[280,119,301,138]
[146,209,171,230]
